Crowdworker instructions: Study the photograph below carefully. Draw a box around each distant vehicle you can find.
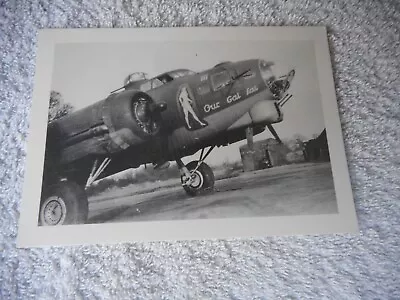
[40,59,295,225]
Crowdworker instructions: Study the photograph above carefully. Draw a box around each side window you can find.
[197,82,211,95]
[243,71,255,79]
[151,79,163,89]
[211,71,231,91]
[139,81,152,92]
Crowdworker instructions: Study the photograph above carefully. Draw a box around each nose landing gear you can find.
[176,146,215,196]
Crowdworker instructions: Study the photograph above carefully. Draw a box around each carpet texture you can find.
[1,0,399,299]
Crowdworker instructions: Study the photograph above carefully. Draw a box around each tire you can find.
[39,181,88,226]
[181,161,215,196]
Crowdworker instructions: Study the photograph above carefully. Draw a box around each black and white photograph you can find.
[18,27,358,247]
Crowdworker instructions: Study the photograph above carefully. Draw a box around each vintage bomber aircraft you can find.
[40,59,295,226]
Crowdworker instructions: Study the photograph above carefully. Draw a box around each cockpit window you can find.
[169,70,195,78]
[137,69,195,92]
[139,79,164,92]
[157,74,174,84]
[124,72,147,86]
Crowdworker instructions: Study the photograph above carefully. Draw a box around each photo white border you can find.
[17,26,358,248]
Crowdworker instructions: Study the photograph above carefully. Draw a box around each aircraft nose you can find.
[269,69,295,98]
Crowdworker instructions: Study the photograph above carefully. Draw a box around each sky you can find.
[51,40,326,166]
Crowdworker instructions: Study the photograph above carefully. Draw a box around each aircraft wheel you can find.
[181,161,215,196]
[39,181,88,226]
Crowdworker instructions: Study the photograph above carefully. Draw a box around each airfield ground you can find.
[87,162,337,223]
[88,162,337,223]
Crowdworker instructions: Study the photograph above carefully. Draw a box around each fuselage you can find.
[99,59,288,177]
[45,59,293,182]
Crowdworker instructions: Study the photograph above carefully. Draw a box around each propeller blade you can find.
[266,124,282,144]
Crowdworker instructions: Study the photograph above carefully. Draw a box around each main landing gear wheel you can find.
[181,161,215,196]
[39,181,88,226]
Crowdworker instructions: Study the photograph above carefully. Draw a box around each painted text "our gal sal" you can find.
[226,92,241,104]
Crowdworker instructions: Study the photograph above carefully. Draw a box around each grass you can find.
[85,135,314,197]
[86,164,179,196]
[86,161,244,196]
[216,160,244,180]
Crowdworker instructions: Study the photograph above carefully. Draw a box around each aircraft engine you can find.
[101,90,165,151]
[249,100,283,125]
[47,89,166,164]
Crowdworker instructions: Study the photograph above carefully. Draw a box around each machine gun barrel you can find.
[278,94,292,107]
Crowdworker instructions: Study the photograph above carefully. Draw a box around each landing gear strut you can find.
[85,157,111,188]
[177,146,215,196]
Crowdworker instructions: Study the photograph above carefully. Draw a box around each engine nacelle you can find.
[249,100,283,125]
[102,90,162,152]
[47,89,162,165]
